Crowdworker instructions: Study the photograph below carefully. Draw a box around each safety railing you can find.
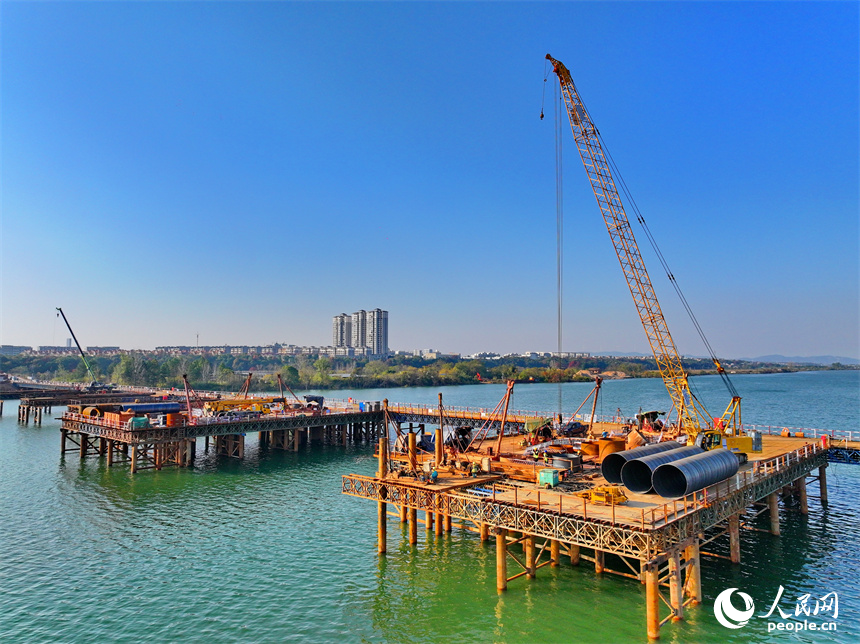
[358,442,829,534]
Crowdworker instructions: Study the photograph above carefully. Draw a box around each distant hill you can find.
[595,352,859,366]
[745,355,860,366]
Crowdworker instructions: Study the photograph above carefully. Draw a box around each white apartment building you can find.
[332,308,389,356]
[332,313,352,348]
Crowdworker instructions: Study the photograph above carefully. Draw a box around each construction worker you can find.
[470,461,480,477]
[542,450,550,465]
[531,450,539,463]
[430,468,439,484]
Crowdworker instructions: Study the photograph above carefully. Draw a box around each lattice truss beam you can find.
[344,449,826,562]
[548,55,711,431]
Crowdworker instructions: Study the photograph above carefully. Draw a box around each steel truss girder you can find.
[343,475,652,559]
[827,447,860,465]
[646,451,828,557]
[344,450,826,562]
[61,411,382,444]
[388,412,526,433]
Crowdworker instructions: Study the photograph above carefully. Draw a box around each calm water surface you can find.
[1,371,858,643]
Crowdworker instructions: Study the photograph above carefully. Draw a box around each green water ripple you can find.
[1,373,859,643]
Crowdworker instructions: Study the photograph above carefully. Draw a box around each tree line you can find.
[0,352,846,392]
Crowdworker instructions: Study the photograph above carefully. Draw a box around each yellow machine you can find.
[577,486,628,506]
[202,398,283,416]
[547,54,759,456]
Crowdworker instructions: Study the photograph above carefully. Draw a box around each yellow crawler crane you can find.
[546,54,748,452]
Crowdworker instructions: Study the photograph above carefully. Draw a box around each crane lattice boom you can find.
[546,54,718,433]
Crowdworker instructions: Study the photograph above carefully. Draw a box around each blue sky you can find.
[1,1,857,359]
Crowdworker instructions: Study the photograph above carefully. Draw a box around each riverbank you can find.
[3,352,856,393]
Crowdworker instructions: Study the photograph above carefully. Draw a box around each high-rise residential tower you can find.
[366,308,389,356]
[333,309,389,356]
[332,314,352,348]
[350,310,367,350]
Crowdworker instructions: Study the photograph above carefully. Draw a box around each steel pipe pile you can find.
[620,446,704,493]
[601,441,686,484]
[652,449,740,499]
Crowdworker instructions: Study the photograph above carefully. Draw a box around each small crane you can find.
[55,307,109,391]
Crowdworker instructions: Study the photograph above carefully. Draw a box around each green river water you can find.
[1,371,858,643]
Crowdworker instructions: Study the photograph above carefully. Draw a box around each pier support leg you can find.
[768,492,780,536]
[525,535,536,579]
[444,514,452,533]
[684,541,702,605]
[594,549,605,574]
[425,510,434,533]
[377,435,389,554]
[205,435,209,452]
[399,505,407,523]
[496,528,508,592]
[408,432,417,473]
[377,500,387,555]
[729,513,741,564]
[551,540,560,567]
[293,427,301,452]
[408,507,417,545]
[435,511,443,536]
[645,564,660,640]
[107,440,114,466]
[668,550,684,622]
[435,427,443,467]
[797,476,808,515]
[61,428,67,454]
[819,465,829,505]
[480,522,489,542]
[80,433,88,459]
[131,445,138,474]
[569,545,580,565]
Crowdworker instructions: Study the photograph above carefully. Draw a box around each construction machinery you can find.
[545,54,757,456]
[55,307,112,391]
[576,485,628,506]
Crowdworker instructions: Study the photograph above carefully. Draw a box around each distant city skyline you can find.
[2,3,857,359]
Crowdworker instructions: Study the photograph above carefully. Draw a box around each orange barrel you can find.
[598,438,626,463]
[580,440,599,457]
[82,407,101,417]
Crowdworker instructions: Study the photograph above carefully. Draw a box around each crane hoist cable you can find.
[545,53,741,435]
[597,131,740,400]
